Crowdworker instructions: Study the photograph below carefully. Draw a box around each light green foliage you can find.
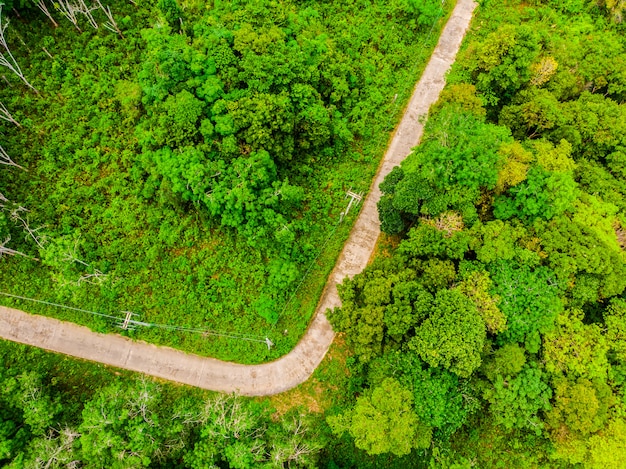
[482,363,552,434]
[482,343,527,382]
[533,139,576,173]
[457,270,507,334]
[547,377,614,438]
[434,83,486,117]
[605,298,626,362]
[398,222,472,261]
[494,166,579,221]
[535,197,626,300]
[470,219,529,264]
[410,289,486,378]
[488,262,562,348]
[495,141,533,194]
[586,418,626,469]
[328,378,429,456]
[156,90,205,146]
[543,309,609,380]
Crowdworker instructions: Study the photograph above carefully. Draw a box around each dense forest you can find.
[0,0,449,362]
[329,0,626,466]
[3,0,626,467]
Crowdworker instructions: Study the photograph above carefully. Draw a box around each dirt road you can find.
[0,0,477,396]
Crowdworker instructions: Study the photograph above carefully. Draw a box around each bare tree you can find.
[37,0,59,28]
[0,5,37,91]
[95,0,123,38]
[127,377,157,425]
[55,0,82,31]
[77,0,99,29]
[9,205,47,249]
[0,145,25,170]
[31,427,81,468]
[0,102,20,127]
[0,236,31,258]
[52,235,109,286]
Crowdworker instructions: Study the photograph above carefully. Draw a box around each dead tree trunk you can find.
[55,0,82,31]
[0,6,37,92]
[9,206,47,249]
[95,0,123,38]
[0,102,20,127]
[0,236,31,258]
[0,145,25,171]
[77,0,99,29]
[37,0,59,28]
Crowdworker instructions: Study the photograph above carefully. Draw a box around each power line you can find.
[0,291,272,346]
[0,291,120,321]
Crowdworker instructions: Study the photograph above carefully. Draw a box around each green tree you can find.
[488,262,562,349]
[457,270,507,334]
[328,378,429,456]
[542,309,609,380]
[409,289,486,378]
[547,377,614,439]
[482,363,552,434]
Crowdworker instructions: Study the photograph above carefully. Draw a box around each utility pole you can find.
[340,189,363,222]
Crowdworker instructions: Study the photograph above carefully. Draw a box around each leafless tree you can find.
[0,5,37,91]
[55,0,82,31]
[41,46,53,58]
[127,377,157,425]
[55,236,109,286]
[0,145,25,170]
[95,0,123,38]
[0,236,30,258]
[76,0,99,30]
[0,102,20,127]
[37,0,59,28]
[9,205,47,248]
[31,427,81,469]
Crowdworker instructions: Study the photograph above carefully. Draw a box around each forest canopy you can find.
[4,0,626,467]
[328,0,626,466]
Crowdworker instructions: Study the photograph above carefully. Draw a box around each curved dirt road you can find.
[0,0,477,396]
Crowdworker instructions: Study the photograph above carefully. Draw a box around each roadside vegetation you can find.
[0,0,450,362]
